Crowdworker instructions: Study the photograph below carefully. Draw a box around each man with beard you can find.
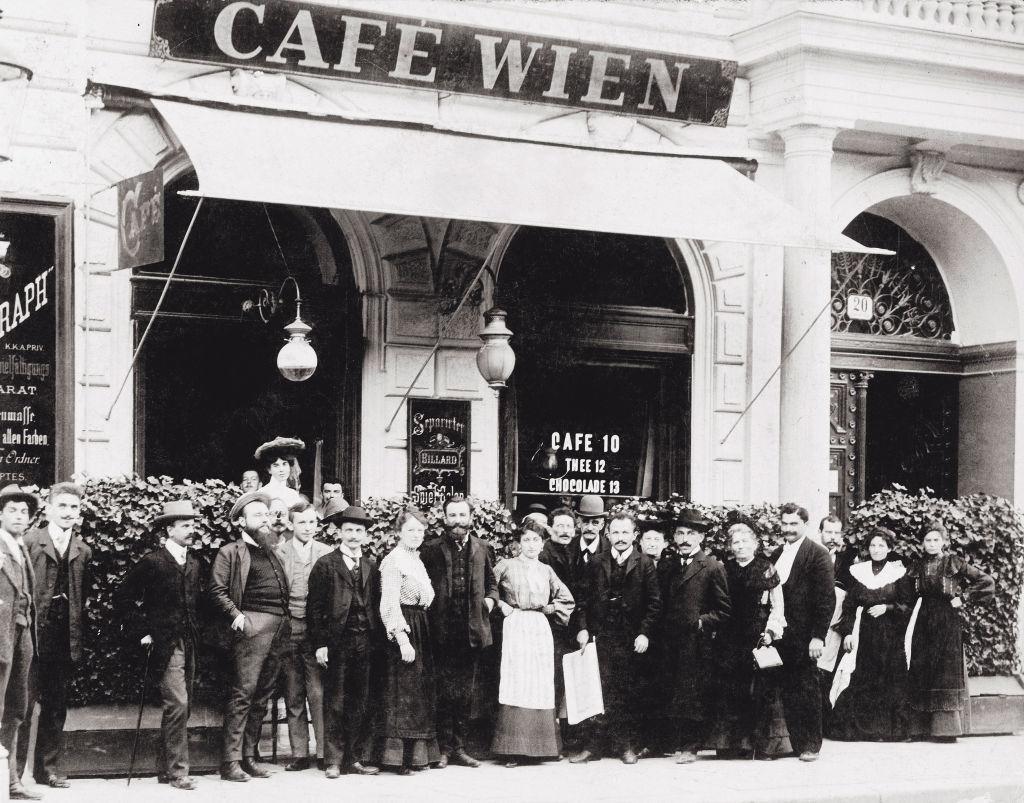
[636,518,672,759]
[421,496,498,768]
[571,512,661,765]
[19,483,91,790]
[115,500,205,790]
[210,491,291,782]
[267,497,292,547]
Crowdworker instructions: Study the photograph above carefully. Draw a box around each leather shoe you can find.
[568,750,596,764]
[240,760,270,779]
[285,757,311,772]
[345,762,380,776]
[169,777,197,791]
[10,783,43,800]
[41,775,70,789]
[324,765,341,779]
[798,751,819,762]
[449,749,481,768]
[220,762,250,782]
[435,753,449,769]
[676,750,697,764]
[621,749,638,765]
[397,766,413,776]
[316,758,326,771]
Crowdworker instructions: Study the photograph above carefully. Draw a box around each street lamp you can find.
[245,275,318,382]
[476,307,515,393]
[0,32,33,163]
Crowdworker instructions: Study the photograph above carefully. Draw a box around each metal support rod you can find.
[383,238,501,433]
[718,254,868,445]
[104,196,205,421]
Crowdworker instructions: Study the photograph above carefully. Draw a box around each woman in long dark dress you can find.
[902,522,994,742]
[377,507,440,774]
[828,528,910,741]
[706,523,789,759]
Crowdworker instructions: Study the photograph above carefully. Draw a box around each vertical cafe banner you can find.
[408,398,471,507]
[0,213,58,485]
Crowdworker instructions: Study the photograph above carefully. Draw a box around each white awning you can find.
[153,99,881,253]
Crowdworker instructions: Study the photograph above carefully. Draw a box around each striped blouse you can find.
[379,545,435,638]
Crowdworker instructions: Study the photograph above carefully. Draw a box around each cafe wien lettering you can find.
[152,0,736,126]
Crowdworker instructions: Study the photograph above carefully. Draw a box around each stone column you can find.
[778,125,837,517]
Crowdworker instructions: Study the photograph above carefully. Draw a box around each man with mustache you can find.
[421,495,498,769]
[115,500,205,791]
[571,511,661,765]
[209,492,291,782]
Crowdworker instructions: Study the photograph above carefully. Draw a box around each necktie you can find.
[350,557,361,585]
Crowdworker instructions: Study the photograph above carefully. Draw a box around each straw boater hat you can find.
[229,491,272,522]
[673,509,713,532]
[576,495,607,520]
[324,504,374,527]
[153,499,198,528]
[0,484,39,517]
[253,436,306,464]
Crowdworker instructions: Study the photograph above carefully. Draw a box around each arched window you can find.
[831,213,953,340]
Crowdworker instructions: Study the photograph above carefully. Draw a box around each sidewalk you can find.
[39,735,1024,803]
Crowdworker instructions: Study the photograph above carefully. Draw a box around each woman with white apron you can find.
[492,519,575,767]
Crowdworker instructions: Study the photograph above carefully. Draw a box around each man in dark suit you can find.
[115,500,205,791]
[636,517,672,759]
[771,503,835,762]
[307,505,381,779]
[817,514,855,728]
[571,495,611,568]
[659,510,731,764]
[571,511,661,765]
[0,485,39,800]
[209,491,290,782]
[420,495,498,768]
[18,483,91,789]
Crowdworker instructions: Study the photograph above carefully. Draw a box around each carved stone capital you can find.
[909,150,948,195]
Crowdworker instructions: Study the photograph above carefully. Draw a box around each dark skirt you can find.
[491,706,560,757]
[378,607,441,767]
[907,597,971,737]
[829,608,909,741]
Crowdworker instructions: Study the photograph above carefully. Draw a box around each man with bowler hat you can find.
[658,510,731,764]
[115,500,205,790]
[421,495,498,769]
[0,485,40,800]
[571,511,661,765]
[19,483,91,789]
[308,504,381,778]
[572,495,611,567]
[209,491,291,782]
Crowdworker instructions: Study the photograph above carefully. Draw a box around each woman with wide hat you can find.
[254,436,305,507]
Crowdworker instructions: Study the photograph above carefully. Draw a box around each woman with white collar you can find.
[828,527,910,741]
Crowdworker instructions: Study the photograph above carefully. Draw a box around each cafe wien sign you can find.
[151,0,737,126]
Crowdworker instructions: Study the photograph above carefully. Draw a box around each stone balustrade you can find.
[859,0,1024,39]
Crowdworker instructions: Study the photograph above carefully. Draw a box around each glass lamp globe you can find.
[0,44,33,163]
[277,315,317,382]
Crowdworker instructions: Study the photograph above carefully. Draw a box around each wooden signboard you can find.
[408,398,471,507]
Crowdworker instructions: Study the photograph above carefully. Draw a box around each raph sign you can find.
[151,0,736,126]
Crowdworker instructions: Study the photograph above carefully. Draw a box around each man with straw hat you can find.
[116,499,205,790]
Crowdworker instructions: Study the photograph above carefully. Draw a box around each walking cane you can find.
[127,643,154,787]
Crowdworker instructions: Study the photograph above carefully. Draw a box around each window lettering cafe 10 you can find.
[549,431,624,496]
[151,0,736,126]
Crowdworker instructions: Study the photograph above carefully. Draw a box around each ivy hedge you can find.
[38,477,1024,706]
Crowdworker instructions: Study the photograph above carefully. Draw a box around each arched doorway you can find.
[132,172,362,497]
[830,212,958,516]
[495,227,693,513]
